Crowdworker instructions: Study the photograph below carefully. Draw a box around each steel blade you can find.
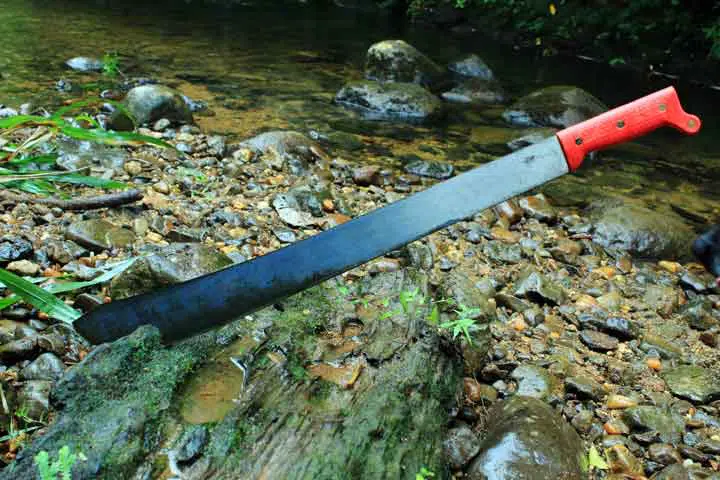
[74,137,569,344]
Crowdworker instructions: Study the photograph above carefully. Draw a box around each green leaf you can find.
[43,174,128,190]
[10,179,58,195]
[59,126,172,148]
[44,257,138,294]
[0,269,81,323]
[0,296,20,310]
[0,115,56,130]
[8,154,58,166]
[587,445,609,470]
[428,305,439,324]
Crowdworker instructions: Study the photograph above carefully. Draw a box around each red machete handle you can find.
[556,86,701,171]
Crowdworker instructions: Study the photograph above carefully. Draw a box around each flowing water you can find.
[2,0,720,226]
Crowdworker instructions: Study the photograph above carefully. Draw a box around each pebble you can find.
[648,443,682,465]
[605,444,643,475]
[6,259,40,276]
[124,161,143,176]
[565,374,605,401]
[443,424,481,470]
[20,352,65,381]
[607,395,639,409]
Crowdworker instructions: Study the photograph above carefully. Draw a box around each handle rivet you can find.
[616,120,625,128]
[688,119,696,128]
[575,137,583,145]
[659,103,667,112]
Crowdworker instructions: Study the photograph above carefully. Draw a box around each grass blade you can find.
[42,174,128,189]
[59,126,172,148]
[0,116,55,129]
[44,257,138,294]
[0,269,81,323]
[7,154,58,166]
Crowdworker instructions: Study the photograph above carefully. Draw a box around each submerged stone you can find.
[65,219,136,251]
[335,81,443,123]
[124,84,193,126]
[364,39,446,90]
[502,85,607,128]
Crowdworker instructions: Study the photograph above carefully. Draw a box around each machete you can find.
[74,86,701,344]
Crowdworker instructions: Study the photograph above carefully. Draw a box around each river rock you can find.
[17,380,52,419]
[65,57,103,72]
[0,107,18,118]
[0,336,38,362]
[623,406,685,444]
[518,193,555,222]
[590,202,695,260]
[484,241,523,264]
[441,78,505,105]
[335,81,443,123]
[448,54,494,80]
[124,85,193,126]
[6,259,40,276]
[678,298,718,330]
[662,366,720,404]
[514,269,566,305]
[565,374,605,401]
[20,353,65,381]
[364,40,445,90]
[109,243,233,299]
[65,219,136,251]
[0,236,33,263]
[443,424,481,470]
[236,130,321,173]
[651,464,720,479]
[466,396,585,480]
[502,85,608,128]
[648,443,682,465]
[172,426,208,465]
[403,158,453,179]
[510,365,552,399]
[579,329,619,351]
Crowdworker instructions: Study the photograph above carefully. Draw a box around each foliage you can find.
[34,446,84,480]
[439,302,480,343]
[407,0,720,63]
[581,444,609,472]
[102,52,121,78]
[415,466,436,479]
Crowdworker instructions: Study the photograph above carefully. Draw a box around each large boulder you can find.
[590,201,696,260]
[466,396,585,479]
[235,130,324,173]
[124,85,193,126]
[448,54,494,81]
[364,40,446,90]
[335,80,443,123]
[502,85,607,128]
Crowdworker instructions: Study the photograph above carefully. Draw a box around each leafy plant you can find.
[102,52,121,78]
[439,303,480,343]
[34,445,83,480]
[415,466,435,480]
[581,444,609,472]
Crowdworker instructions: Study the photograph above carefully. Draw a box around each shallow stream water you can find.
[2,0,720,227]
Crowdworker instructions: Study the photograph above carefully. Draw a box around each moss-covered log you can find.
[2,268,465,479]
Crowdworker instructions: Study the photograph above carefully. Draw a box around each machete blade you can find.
[74,137,569,344]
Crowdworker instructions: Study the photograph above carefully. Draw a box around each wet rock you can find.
[591,202,695,260]
[662,366,720,404]
[441,78,505,105]
[0,107,18,118]
[172,426,208,464]
[17,380,52,419]
[571,410,594,433]
[518,194,555,222]
[466,396,585,480]
[502,85,607,128]
[606,444,643,475]
[20,352,65,381]
[680,272,713,293]
[0,336,38,362]
[65,219,136,251]
[0,236,33,263]
[651,464,720,479]
[678,298,718,331]
[109,243,233,299]
[237,130,321,172]
[65,56,103,72]
[484,241,522,263]
[448,54,494,80]
[272,228,296,243]
[6,259,40,276]
[639,334,682,360]
[600,317,639,340]
[46,240,88,264]
[699,332,718,347]
[153,118,171,131]
[513,269,566,306]
[335,81,443,123]
[352,166,381,186]
[443,424,481,470]
[124,84,193,126]
[364,40,445,90]
[403,158,453,179]
[510,365,552,399]
[565,374,605,401]
[623,406,685,444]
[648,443,682,465]
[550,239,583,264]
[273,193,317,227]
[580,329,619,351]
